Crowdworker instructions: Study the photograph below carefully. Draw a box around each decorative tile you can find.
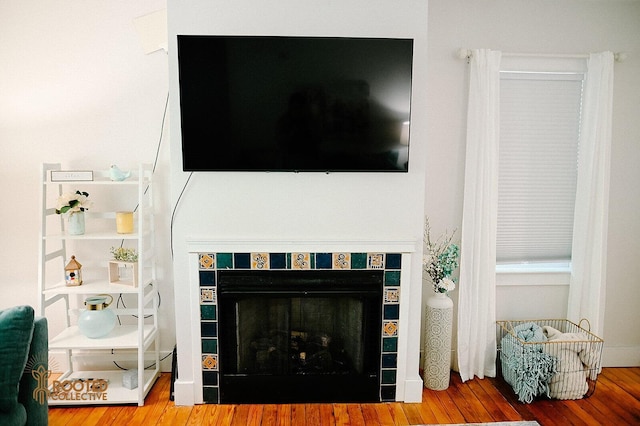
[291,253,311,270]
[200,287,216,304]
[383,320,399,337]
[199,253,215,270]
[368,253,385,269]
[251,252,270,269]
[332,253,351,269]
[202,354,218,370]
[384,287,400,304]
[197,250,404,403]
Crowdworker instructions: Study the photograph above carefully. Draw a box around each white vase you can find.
[67,211,85,235]
[423,291,454,390]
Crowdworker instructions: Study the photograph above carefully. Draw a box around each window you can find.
[497,69,584,267]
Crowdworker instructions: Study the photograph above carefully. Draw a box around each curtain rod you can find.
[457,48,627,62]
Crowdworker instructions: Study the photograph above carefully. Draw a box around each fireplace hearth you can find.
[218,270,382,403]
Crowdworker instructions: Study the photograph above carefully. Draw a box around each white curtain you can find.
[567,52,614,338]
[457,49,501,382]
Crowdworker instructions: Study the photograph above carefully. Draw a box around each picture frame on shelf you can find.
[108,261,138,287]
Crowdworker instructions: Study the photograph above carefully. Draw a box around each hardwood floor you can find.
[48,367,640,425]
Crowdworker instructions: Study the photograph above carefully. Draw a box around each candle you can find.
[116,211,134,234]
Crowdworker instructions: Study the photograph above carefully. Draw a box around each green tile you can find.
[381,369,397,384]
[202,339,218,354]
[202,386,219,403]
[382,337,398,352]
[216,253,233,269]
[385,271,401,286]
[351,253,367,269]
[200,304,217,320]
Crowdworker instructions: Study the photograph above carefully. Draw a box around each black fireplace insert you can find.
[217,269,383,403]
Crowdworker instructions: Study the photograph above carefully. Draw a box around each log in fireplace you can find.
[217,269,383,403]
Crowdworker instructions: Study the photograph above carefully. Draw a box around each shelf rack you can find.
[38,163,160,406]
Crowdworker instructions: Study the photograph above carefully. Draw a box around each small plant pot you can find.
[108,261,138,287]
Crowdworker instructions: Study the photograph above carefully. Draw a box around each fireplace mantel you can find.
[175,238,424,405]
[186,238,419,253]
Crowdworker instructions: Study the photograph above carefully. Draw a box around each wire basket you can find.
[496,319,604,403]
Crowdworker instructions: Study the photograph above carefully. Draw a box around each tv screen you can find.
[177,35,414,172]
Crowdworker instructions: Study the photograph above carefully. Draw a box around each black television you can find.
[177,35,414,172]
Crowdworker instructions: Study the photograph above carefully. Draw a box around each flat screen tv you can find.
[177,35,414,172]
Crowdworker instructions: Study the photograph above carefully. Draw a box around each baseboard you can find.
[602,345,640,367]
[173,379,196,406]
[402,377,424,403]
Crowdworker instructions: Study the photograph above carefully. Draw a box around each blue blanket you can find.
[501,322,557,403]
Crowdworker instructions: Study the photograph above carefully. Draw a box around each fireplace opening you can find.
[217,269,383,403]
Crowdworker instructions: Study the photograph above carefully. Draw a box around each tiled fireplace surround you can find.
[187,240,419,404]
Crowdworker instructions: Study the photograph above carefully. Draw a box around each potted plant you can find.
[55,191,92,235]
[108,247,139,287]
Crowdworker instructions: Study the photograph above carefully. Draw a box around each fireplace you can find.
[187,242,422,405]
[218,269,383,403]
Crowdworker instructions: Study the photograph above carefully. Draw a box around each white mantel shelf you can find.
[186,239,419,253]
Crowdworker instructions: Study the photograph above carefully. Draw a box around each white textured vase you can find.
[423,291,453,390]
[67,211,85,235]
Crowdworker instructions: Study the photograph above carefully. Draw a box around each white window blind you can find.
[497,72,584,263]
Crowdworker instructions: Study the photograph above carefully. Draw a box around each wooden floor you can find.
[48,367,640,425]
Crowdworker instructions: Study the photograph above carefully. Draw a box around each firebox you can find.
[217,269,383,403]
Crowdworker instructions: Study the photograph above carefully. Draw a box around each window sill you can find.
[496,262,571,286]
[496,262,571,274]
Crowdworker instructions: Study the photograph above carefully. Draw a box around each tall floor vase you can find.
[423,292,453,390]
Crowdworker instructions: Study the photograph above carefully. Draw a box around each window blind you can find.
[497,72,583,263]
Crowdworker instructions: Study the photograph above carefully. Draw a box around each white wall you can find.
[167,0,429,403]
[426,0,640,366]
[1,0,637,394]
[0,0,176,369]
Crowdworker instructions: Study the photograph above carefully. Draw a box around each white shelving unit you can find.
[38,163,160,406]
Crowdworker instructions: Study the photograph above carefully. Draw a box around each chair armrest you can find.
[18,316,48,426]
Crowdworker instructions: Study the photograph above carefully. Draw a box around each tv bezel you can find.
[177,34,414,173]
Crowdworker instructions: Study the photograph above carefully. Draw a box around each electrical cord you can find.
[110,91,169,354]
[111,349,174,371]
[170,171,194,260]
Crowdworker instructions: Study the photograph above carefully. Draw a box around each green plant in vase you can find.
[423,218,460,294]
